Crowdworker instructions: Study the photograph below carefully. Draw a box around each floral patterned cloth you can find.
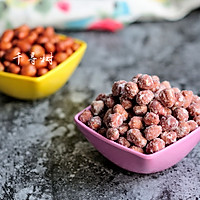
[0,0,200,33]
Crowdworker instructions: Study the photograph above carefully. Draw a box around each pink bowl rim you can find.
[74,106,200,160]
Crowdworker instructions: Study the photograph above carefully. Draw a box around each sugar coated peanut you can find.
[146,138,165,154]
[173,108,189,122]
[118,123,129,135]
[175,122,190,138]
[161,131,177,145]
[127,129,147,148]
[79,110,93,124]
[113,104,128,121]
[138,74,154,90]
[148,100,166,116]
[112,80,127,96]
[159,88,176,108]
[128,116,143,130]
[187,120,198,132]
[91,100,104,115]
[192,95,200,104]
[129,146,144,153]
[120,96,133,110]
[160,115,178,131]
[131,74,142,83]
[88,116,102,130]
[118,137,130,147]
[187,103,200,117]
[96,93,107,102]
[124,82,139,99]
[136,90,154,105]
[107,113,123,128]
[133,105,148,116]
[193,115,200,126]
[105,95,115,108]
[106,128,119,141]
[144,125,162,141]
[182,90,193,108]
[143,112,159,126]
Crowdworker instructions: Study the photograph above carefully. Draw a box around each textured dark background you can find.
[0,9,200,200]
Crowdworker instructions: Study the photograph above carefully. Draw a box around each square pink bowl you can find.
[74,106,200,174]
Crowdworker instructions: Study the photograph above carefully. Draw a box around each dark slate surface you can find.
[0,10,200,200]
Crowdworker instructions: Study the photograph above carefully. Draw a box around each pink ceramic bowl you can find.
[74,106,200,174]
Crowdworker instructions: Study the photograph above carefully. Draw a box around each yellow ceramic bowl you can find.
[0,36,87,100]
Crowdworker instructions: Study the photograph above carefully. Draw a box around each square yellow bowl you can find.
[0,35,87,100]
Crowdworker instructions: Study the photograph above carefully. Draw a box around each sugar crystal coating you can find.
[131,74,142,83]
[173,108,189,122]
[120,96,133,109]
[192,95,200,104]
[103,109,112,126]
[172,87,181,93]
[113,104,128,121]
[118,137,130,147]
[148,100,166,116]
[175,122,190,138]
[118,123,129,135]
[96,93,107,102]
[159,88,176,108]
[187,103,200,117]
[187,120,198,132]
[160,115,178,131]
[88,116,102,130]
[161,131,177,145]
[133,105,148,116]
[174,92,185,108]
[105,94,115,108]
[106,128,119,140]
[127,129,147,148]
[146,138,165,154]
[194,115,200,126]
[136,90,154,105]
[151,75,160,92]
[79,110,93,124]
[182,90,193,108]
[112,80,127,96]
[138,74,154,90]
[129,146,144,153]
[164,107,172,116]
[91,100,104,115]
[124,82,139,99]
[143,112,160,126]
[144,125,162,141]
[107,113,123,128]
[128,116,143,130]
[160,81,171,89]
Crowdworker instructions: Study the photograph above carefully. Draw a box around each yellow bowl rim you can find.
[0,36,87,83]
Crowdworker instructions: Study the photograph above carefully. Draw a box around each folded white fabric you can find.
[0,0,200,32]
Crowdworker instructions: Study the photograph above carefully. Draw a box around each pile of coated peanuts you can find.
[0,25,80,77]
[79,74,200,154]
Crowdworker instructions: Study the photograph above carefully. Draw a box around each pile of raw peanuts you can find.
[79,74,200,154]
[0,25,80,77]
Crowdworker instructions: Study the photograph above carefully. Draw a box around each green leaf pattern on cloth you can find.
[0,2,8,19]
[35,0,55,14]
